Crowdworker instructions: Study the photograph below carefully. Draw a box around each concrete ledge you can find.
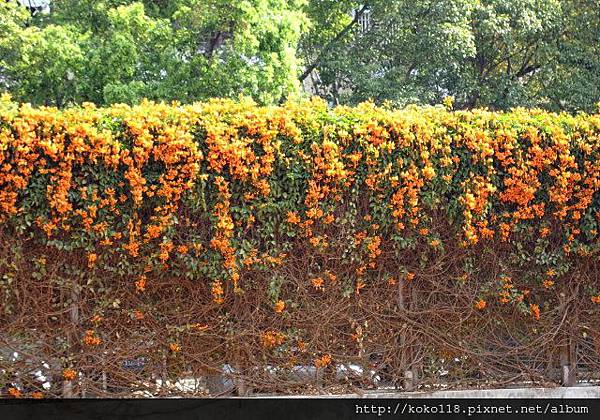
[364,386,600,399]
[260,386,600,399]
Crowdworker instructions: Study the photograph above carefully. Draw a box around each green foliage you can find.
[1,0,308,106]
[300,0,600,112]
[2,0,600,111]
[0,98,598,302]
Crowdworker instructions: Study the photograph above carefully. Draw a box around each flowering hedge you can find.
[0,95,599,396]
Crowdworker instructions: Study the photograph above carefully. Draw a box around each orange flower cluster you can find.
[63,368,77,381]
[542,279,555,289]
[474,299,487,310]
[498,276,514,304]
[211,280,225,304]
[366,236,382,263]
[274,300,285,313]
[311,277,324,291]
[83,329,101,346]
[8,387,21,398]
[210,176,238,290]
[286,211,300,225]
[30,391,44,399]
[261,330,285,348]
[355,281,366,295]
[314,354,332,368]
[87,253,97,268]
[135,275,147,293]
[530,304,541,320]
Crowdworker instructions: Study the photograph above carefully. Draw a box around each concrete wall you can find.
[263,386,600,399]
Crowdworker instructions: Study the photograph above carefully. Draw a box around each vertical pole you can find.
[560,336,577,386]
[558,281,578,387]
[234,355,252,396]
[63,279,79,398]
[102,370,107,393]
[397,280,414,391]
[411,285,421,386]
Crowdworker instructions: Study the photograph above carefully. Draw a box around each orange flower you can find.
[405,272,415,281]
[159,241,174,262]
[355,265,366,276]
[543,279,554,289]
[135,275,147,293]
[355,281,365,295]
[591,296,600,304]
[231,271,240,290]
[315,354,332,368]
[387,277,397,286]
[134,310,144,320]
[262,330,285,348]
[87,253,97,268]
[366,236,381,259]
[297,340,307,352]
[419,228,429,236]
[474,299,486,310]
[30,391,43,399]
[211,280,225,304]
[8,387,22,398]
[311,277,324,291]
[286,211,300,225]
[169,343,181,353]
[274,300,285,313]
[63,368,77,381]
[83,329,101,346]
[354,231,367,244]
[429,239,440,247]
[530,304,540,320]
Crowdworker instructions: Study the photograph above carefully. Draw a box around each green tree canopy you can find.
[1,0,308,106]
[299,0,600,112]
[2,0,600,111]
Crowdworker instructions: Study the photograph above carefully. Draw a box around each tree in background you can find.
[299,0,600,112]
[1,0,600,111]
[1,0,308,106]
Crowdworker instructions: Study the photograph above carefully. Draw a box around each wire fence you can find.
[1,230,598,398]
